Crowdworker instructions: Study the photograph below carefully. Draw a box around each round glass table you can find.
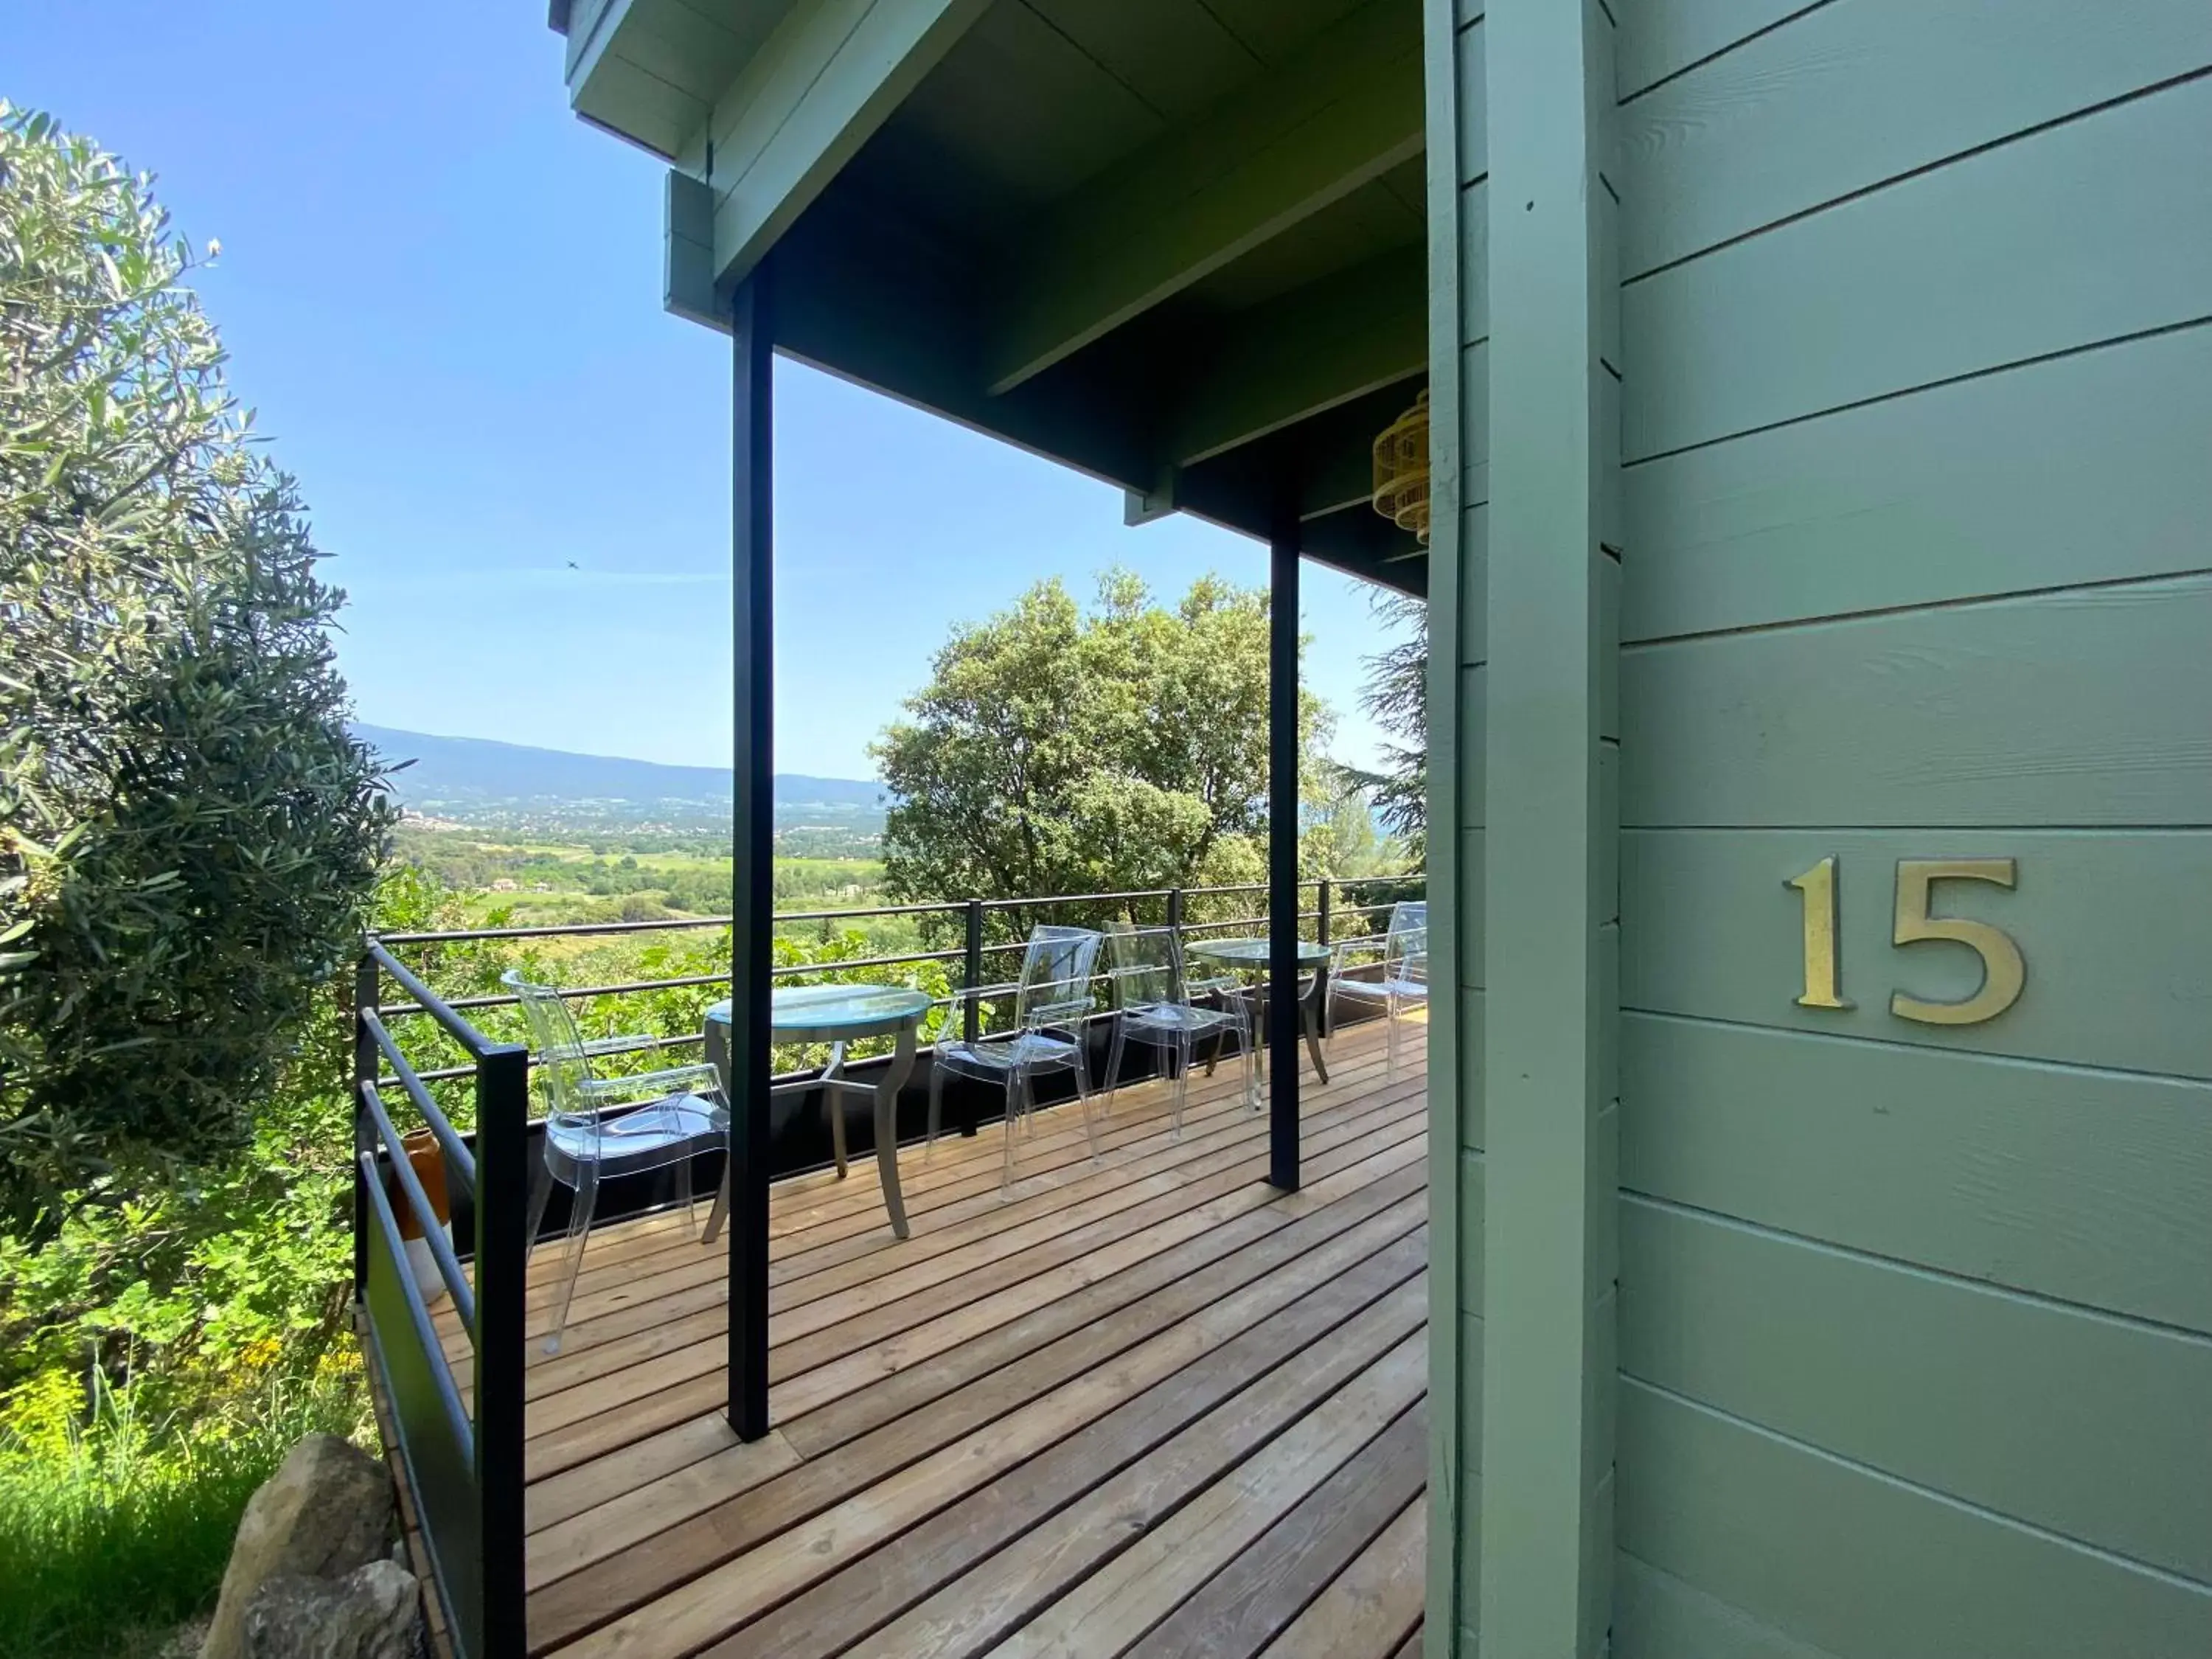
[705,984,933,1238]
[1184,937,1332,1083]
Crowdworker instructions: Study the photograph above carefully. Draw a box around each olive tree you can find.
[0,106,394,1236]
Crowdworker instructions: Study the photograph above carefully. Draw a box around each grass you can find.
[0,1362,375,1659]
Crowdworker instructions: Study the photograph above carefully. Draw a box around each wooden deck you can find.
[434,1015,1430,1659]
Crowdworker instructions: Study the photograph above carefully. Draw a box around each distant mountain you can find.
[355,725,884,833]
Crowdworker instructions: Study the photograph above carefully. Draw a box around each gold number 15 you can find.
[1787,857,2025,1026]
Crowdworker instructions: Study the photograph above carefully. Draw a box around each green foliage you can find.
[0,105,394,1235]
[0,1364,369,1659]
[873,572,1333,933]
[1343,590,1427,856]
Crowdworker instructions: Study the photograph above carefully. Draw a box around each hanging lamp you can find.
[1370,388,1431,546]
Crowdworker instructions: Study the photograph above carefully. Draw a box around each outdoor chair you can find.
[1103,925,1256,1132]
[927,925,1105,1194]
[1326,900,1429,1077]
[501,970,728,1353]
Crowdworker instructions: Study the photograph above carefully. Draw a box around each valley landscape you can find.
[358,724,893,929]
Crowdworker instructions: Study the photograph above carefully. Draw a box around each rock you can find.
[201,1435,395,1659]
[241,1562,420,1659]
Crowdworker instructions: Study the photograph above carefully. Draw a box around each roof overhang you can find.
[552,0,1436,594]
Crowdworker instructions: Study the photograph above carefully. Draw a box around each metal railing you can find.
[350,868,1419,1645]
[352,943,527,1659]
[369,873,1426,1085]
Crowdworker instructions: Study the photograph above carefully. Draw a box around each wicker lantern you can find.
[1370,389,1430,546]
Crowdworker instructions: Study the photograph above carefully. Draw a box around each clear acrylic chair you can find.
[1102,925,1256,1133]
[1326,900,1430,1077]
[502,970,728,1352]
[927,925,1105,1194]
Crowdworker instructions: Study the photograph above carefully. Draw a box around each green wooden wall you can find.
[1430,1,2212,1653]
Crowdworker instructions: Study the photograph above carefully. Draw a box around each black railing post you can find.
[1167,886,1185,935]
[1316,880,1333,1040]
[959,898,984,1136]
[472,1040,530,1659]
[963,899,984,1045]
[352,946,379,1302]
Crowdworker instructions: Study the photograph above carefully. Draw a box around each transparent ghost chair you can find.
[927,925,1105,1193]
[1325,900,1429,1077]
[1102,924,1257,1131]
[501,970,728,1352]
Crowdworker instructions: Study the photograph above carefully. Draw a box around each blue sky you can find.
[7,3,1406,779]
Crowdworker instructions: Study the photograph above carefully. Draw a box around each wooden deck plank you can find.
[1255,1493,1427,1659]
[522,1099,1427,1480]
[439,1037,1354,1365]
[380,1015,1427,1659]
[695,1276,1429,1659]
[530,1068,1416,1396]
[841,1325,1430,1659]
[482,1047,1414,1378]
[1121,1402,1430,1659]
[524,1161,1427,1589]
[524,1086,1425,1440]
[984,1337,1427,1659]
[530,1216,1429,1652]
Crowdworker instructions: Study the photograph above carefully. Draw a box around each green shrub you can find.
[0,1362,370,1659]
[0,103,394,1237]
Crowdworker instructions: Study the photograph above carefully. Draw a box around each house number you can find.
[1787,857,2025,1025]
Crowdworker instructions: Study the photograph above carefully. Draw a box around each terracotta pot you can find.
[392,1128,455,1305]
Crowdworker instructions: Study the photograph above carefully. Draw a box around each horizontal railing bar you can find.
[775,900,967,923]
[358,1082,478,1332]
[775,949,961,976]
[380,898,969,946]
[358,1151,476,1466]
[380,973,733,1020]
[361,1011,479,1188]
[976,888,1172,910]
[368,942,498,1062]
[380,947,971,1021]
[382,975,1342,1088]
[380,915,734,945]
[372,879,1422,952]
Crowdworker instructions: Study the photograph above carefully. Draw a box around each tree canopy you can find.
[0,105,393,1235]
[872,572,1332,922]
[1348,590,1427,858]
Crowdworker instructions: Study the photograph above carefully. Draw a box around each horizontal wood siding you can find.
[1616,1384,2212,1659]
[1621,577,2212,827]
[1618,0,2212,277]
[1619,1015,2212,1338]
[1621,72,2212,462]
[1620,1200,2212,1580]
[1620,324,2212,643]
[1613,4,2212,1652]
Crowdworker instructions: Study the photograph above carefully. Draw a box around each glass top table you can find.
[1183,937,1332,1083]
[1183,937,1329,967]
[704,984,934,1238]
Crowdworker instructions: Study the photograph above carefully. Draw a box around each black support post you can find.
[728,267,775,1441]
[1268,521,1301,1192]
[473,1041,530,1659]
